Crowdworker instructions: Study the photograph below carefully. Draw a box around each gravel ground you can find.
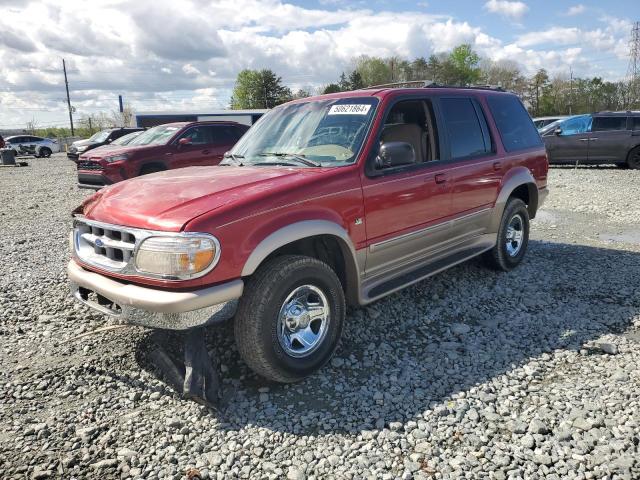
[1,156,639,480]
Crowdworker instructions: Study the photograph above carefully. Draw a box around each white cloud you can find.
[0,0,632,129]
[566,4,586,16]
[483,0,529,20]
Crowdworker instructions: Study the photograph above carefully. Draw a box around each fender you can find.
[241,220,363,304]
[489,167,538,233]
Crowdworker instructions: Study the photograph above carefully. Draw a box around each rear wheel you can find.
[39,147,52,158]
[234,255,345,383]
[627,146,640,170]
[483,197,530,271]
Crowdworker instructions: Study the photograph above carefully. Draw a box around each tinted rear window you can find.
[486,95,542,152]
[440,98,489,159]
[592,116,627,131]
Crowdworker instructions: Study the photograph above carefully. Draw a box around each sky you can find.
[0,0,637,130]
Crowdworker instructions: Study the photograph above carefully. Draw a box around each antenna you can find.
[626,21,640,108]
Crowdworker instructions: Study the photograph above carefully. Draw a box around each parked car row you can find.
[67,127,144,160]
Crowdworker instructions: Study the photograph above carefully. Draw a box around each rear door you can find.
[437,96,500,221]
[543,115,591,163]
[205,125,246,165]
[587,116,630,164]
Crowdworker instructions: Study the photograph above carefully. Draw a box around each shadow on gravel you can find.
[135,240,640,435]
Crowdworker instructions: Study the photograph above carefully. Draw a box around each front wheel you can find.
[483,198,530,271]
[39,147,52,158]
[234,255,345,383]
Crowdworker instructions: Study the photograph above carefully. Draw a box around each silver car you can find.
[5,135,61,157]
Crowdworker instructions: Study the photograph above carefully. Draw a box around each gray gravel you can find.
[1,157,640,479]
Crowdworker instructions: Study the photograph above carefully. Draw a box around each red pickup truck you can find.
[69,86,548,388]
[75,121,248,189]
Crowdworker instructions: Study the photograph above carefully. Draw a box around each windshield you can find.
[229,97,379,166]
[128,124,181,146]
[89,130,111,143]
[112,131,142,146]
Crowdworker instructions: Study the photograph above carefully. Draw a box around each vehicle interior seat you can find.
[381,123,427,163]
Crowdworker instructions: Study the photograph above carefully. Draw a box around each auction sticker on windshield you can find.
[328,104,371,115]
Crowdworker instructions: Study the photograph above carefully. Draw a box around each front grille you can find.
[74,219,138,272]
[77,161,103,171]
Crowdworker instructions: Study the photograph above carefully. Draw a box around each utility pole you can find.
[569,66,573,115]
[626,21,640,108]
[88,117,93,134]
[62,59,74,136]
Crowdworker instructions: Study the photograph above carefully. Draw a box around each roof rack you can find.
[363,80,506,92]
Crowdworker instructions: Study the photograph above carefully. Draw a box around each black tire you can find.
[234,255,345,383]
[39,147,52,158]
[483,198,530,271]
[139,164,164,176]
[627,146,640,170]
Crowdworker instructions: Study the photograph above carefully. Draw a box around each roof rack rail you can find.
[363,80,506,92]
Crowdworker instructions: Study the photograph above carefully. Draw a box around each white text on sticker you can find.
[328,104,371,115]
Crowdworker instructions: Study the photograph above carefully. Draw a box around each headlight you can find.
[104,154,128,163]
[76,145,88,152]
[134,235,220,279]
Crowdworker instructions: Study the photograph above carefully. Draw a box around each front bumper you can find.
[68,260,243,330]
[77,172,112,189]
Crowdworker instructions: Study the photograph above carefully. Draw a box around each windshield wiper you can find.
[258,152,321,167]
[221,153,245,166]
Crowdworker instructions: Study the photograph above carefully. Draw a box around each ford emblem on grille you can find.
[95,238,104,247]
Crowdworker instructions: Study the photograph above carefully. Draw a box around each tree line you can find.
[231,44,639,116]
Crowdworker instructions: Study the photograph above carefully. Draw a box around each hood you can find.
[81,144,148,159]
[73,138,97,147]
[82,166,314,231]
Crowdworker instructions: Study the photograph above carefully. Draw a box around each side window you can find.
[211,126,242,144]
[633,117,640,130]
[179,126,212,145]
[486,95,543,151]
[557,115,592,136]
[592,116,627,131]
[440,97,489,158]
[377,99,439,170]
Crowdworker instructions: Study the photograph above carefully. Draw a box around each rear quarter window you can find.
[592,116,627,131]
[440,97,490,159]
[487,95,543,152]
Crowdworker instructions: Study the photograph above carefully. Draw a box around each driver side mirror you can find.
[554,127,562,136]
[178,137,192,147]
[375,142,416,169]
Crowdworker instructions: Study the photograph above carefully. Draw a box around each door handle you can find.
[434,173,447,184]
[202,149,210,154]
[493,161,502,171]
[590,138,598,141]
[579,138,589,141]
[165,152,173,156]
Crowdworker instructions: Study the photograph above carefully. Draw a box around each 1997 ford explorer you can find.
[68,85,548,387]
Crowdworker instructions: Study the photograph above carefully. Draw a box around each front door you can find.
[171,126,217,168]
[361,98,452,278]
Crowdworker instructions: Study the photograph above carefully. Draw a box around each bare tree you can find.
[25,117,38,135]
[110,103,135,127]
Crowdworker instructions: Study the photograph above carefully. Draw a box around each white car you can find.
[5,135,61,157]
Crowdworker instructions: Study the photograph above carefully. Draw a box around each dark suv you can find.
[541,111,640,168]
[67,128,144,160]
[76,121,248,188]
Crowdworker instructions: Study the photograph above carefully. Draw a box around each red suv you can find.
[76,121,249,189]
[68,86,548,399]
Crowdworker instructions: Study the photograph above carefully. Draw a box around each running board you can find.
[363,244,491,303]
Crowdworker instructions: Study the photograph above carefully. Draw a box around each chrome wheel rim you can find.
[277,285,330,358]
[505,213,524,257]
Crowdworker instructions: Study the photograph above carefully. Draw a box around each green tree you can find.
[322,83,341,94]
[348,70,365,90]
[354,56,393,87]
[448,44,481,85]
[230,69,292,109]
[338,72,350,91]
